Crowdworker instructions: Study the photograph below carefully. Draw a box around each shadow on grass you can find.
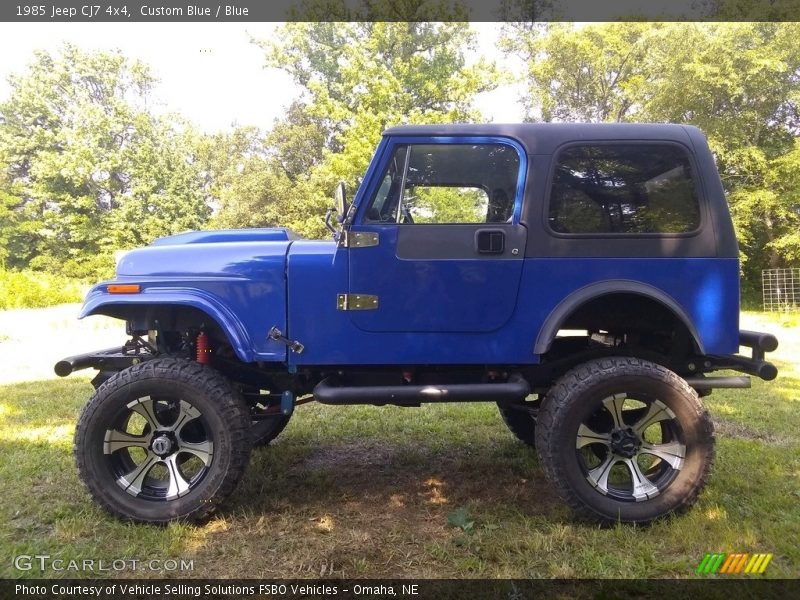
[238,435,556,518]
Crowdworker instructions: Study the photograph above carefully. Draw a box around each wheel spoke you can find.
[118,452,160,495]
[631,400,674,436]
[587,454,620,494]
[178,440,213,465]
[602,394,627,429]
[576,424,611,449]
[163,455,191,500]
[640,441,685,470]
[621,457,660,501]
[169,400,202,435]
[127,396,161,431]
[104,429,152,454]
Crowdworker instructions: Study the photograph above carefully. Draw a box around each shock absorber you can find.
[196,331,211,364]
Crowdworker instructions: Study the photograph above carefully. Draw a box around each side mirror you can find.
[335,181,348,217]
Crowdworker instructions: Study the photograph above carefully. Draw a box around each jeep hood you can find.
[116,232,293,278]
[150,227,299,246]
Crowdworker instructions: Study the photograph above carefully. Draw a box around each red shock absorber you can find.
[196,331,211,364]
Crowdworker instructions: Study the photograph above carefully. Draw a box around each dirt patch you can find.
[193,438,561,578]
[303,440,397,470]
[712,417,794,446]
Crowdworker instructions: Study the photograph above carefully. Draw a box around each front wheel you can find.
[74,358,252,523]
[535,357,714,524]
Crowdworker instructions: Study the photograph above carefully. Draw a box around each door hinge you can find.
[340,231,379,248]
[337,293,379,311]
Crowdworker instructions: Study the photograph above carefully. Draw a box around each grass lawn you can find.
[0,311,797,579]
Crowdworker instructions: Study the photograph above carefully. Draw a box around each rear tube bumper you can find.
[697,329,779,388]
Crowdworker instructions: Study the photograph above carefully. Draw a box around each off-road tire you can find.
[535,357,714,525]
[251,414,291,447]
[497,400,538,446]
[74,358,251,524]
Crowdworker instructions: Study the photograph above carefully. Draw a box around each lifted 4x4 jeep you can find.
[58,123,778,524]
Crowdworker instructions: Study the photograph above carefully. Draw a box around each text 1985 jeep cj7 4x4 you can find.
[58,124,778,525]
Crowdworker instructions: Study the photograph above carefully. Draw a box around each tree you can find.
[0,45,210,278]
[251,21,499,237]
[500,22,657,123]
[0,166,23,268]
[502,23,800,296]
[201,106,331,238]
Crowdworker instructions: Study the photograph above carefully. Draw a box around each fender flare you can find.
[533,280,705,356]
[80,286,255,362]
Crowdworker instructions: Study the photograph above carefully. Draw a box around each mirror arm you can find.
[324,207,337,235]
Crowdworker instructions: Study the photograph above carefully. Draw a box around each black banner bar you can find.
[1,0,799,22]
[3,578,799,600]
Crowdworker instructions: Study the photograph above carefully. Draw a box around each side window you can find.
[364,143,520,224]
[549,144,701,235]
[365,146,409,223]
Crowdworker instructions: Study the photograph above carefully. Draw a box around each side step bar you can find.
[314,374,530,406]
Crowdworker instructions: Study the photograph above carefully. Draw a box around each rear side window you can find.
[549,144,701,235]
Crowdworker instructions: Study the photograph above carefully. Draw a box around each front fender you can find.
[80,283,282,363]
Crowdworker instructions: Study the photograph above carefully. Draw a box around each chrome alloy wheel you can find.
[575,393,686,502]
[103,396,214,501]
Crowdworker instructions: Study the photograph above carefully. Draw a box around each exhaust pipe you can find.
[54,346,129,377]
[684,376,751,389]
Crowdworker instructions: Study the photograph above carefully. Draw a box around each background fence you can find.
[763,268,800,312]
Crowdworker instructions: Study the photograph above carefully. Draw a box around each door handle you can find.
[475,229,505,254]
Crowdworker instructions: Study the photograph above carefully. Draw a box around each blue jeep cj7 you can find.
[57,123,778,524]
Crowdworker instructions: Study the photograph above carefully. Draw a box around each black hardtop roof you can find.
[382,123,701,154]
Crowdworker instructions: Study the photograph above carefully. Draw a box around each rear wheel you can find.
[251,412,291,447]
[244,389,292,447]
[535,357,714,524]
[74,358,251,523]
[497,398,539,446]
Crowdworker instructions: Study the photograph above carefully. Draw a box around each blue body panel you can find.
[84,243,740,366]
[517,258,741,357]
[287,253,739,366]
[83,241,292,362]
[347,224,525,333]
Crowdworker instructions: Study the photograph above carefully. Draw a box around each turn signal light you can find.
[107,284,141,294]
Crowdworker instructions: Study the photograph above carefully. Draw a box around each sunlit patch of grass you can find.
[0,402,20,418]
[0,423,73,445]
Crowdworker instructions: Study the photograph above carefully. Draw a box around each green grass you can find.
[0,313,798,579]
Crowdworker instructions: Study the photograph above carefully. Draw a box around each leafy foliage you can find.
[447,507,476,532]
[502,22,800,296]
[0,268,84,309]
[1,24,798,301]
[249,22,499,238]
[0,45,209,278]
